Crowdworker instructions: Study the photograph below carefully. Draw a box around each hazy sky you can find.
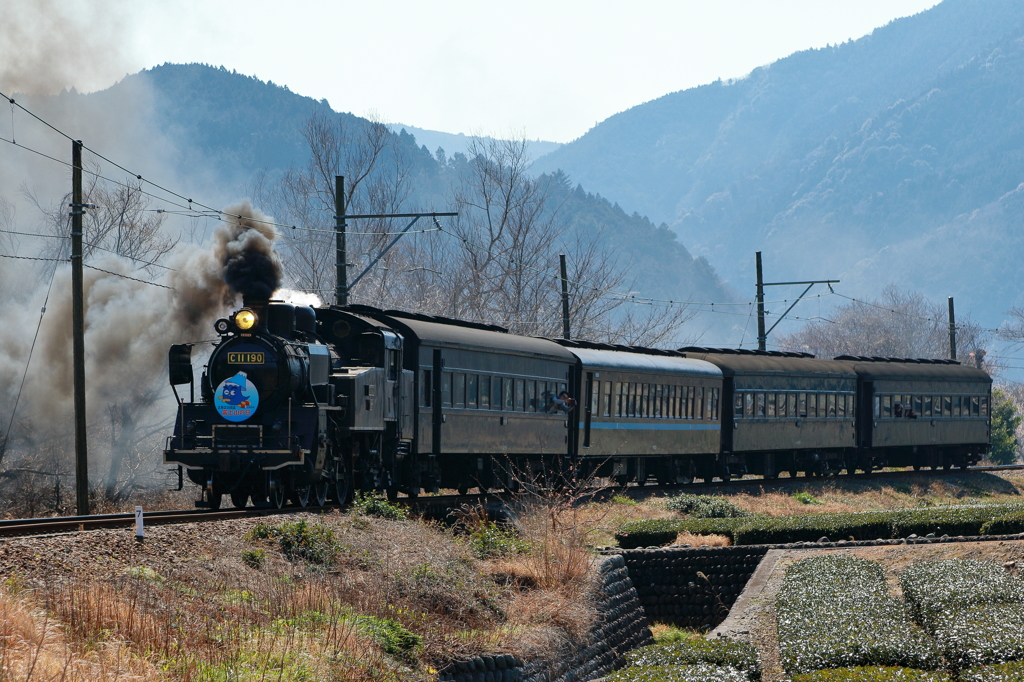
[4,0,939,143]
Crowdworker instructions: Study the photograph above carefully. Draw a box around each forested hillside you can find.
[93,63,730,314]
[532,0,1024,322]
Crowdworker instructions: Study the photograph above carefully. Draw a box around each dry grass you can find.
[672,532,731,547]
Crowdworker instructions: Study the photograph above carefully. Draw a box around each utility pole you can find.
[71,140,89,516]
[753,251,839,352]
[559,254,571,340]
[755,252,766,351]
[948,296,957,361]
[335,176,347,306]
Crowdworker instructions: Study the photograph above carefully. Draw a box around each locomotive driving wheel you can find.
[312,478,328,506]
[328,458,351,506]
[290,482,311,508]
[268,473,285,509]
[230,488,249,509]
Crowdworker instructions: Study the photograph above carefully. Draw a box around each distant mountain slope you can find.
[76,63,733,321]
[388,124,561,162]
[531,0,1024,322]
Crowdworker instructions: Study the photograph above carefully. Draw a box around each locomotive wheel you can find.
[457,485,469,496]
[230,489,249,509]
[269,475,285,509]
[330,465,351,506]
[290,483,311,508]
[789,469,799,478]
[312,479,328,507]
[208,492,223,510]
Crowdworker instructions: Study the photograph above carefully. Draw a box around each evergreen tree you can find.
[989,388,1021,465]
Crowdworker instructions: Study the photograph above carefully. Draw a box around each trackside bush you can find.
[776,555,942,674]
[606,664,751,682]
[665,494,751,519]
[352,492,409,520]
[790,667,952,681]
[899,560,1024,668]
[625,639,761,680]
[244,519,339,564]
[961,660,1024,681]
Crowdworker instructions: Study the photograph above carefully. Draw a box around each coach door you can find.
[583,371,595,448]
[858,381,874,448]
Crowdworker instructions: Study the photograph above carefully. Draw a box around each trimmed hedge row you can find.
[624,639,761,681]
[605,663,750,682]
[615,504,1024,547]
[899,560,1024,669]
[789,667,952,681]
[616,518,749,549]
[776,555,942,675]
[961,660,1024,681]
[663,494,751,519]
[980,511,1024,536]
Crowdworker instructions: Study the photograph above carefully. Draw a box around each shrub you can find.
[352,491,409,520]
[613,494,638,506]
[468,520,528,558]
[776,555,942,674]
[607,663,751,682]
[790,667,952,681]
[899,560,1024,668]
[353,492,408,520]
[961,660,1024,681]
[245,519,339,564]
[665,494,750,518]
[625,638,761,680]
[240,548,266,569]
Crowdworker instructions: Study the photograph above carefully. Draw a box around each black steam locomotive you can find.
[165,300,992,508]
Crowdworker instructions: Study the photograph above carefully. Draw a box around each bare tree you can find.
[258,108,412,297]
[776,285,991,367]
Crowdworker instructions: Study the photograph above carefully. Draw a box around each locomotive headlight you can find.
[214,318,230,334]
[234,308,258,331]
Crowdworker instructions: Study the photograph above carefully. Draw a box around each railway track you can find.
[2,465,1021,539]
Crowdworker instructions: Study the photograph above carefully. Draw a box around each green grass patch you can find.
[467,520,528,558]
[606,663,752,682]
[792,492,823,505]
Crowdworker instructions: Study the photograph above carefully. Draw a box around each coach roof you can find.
[570,347,721,378]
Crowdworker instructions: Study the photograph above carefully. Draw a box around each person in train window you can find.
[552,391,577,413]
[894,402,904,418]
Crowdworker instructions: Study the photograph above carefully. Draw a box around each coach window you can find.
[525,380,536,412]
[776,393,786,419]
[467,375,478,409]
[422,370,432,407]
[454,373,466,409]
[734,393,744,420]
[806,393,817,418]
[981,395,989,417]
[512,379,523,411]
[711,388,720,420]
[766,393,776,418]
[837,394,846,419]
[442,372,453,407]
[602,382,611,417]
[692,387,701,420]
[936,395,944,417]
[755,393,765,418]
[922,395,933,418]
[881,395,891,419]
[503,378,513,410]
[941,395,951,418]
[480,376,490,409]
[796,393,805,418]
[826,393,836,418]
[953,395,961,417]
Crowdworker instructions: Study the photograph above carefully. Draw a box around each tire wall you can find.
[614,546,769,629]
[440,555,654,682]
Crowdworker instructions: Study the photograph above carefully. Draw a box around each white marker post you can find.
[135,506,144,540]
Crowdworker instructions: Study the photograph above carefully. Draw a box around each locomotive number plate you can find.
[227,352,265,364]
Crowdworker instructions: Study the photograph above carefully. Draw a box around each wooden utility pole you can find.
[71,140,89,516]
[335,176,348,306]
[559,254,571,340]
[948,296,957,361]
[755,252,766,351]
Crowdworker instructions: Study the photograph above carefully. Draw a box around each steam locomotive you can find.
[165,299,992,508]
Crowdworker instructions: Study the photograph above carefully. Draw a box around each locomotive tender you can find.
[165,300,992,508]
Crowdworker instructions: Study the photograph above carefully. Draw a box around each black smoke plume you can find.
[216,202,282,302]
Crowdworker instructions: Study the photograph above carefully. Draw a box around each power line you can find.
[82,263,175,290]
